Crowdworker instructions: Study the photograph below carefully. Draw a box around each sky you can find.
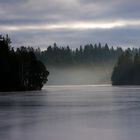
[0,0,140,49]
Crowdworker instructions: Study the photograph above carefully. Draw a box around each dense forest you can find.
[1,34,140,87]
[32,43,140,85]
[112,49,140,85]
[34,43,124,67]
[0,35,49,91]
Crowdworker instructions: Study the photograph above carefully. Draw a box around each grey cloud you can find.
[0,0,29,7]
[1,0,140,25]
[4,26,140,50]
[0,0,140,48]
[0,0,29,4]
[78,0,140,21]
[78,0,114,5]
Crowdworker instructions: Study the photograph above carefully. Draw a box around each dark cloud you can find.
[1,0,140,24]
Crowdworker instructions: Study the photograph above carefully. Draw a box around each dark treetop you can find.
[0,35,49,91]
[34,43,123,67]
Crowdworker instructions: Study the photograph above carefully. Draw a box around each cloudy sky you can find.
[0,0,140,49]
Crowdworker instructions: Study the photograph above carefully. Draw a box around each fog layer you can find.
[47,65,113,85]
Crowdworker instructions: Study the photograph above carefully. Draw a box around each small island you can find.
[111,50,140,85]
[0,35,49,91]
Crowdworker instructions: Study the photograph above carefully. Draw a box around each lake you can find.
[0,85,140,140]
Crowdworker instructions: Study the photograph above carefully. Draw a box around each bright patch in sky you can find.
[1,20,140,31]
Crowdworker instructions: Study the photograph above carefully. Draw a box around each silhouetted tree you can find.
[0,35,49,91]
[35,43,123,67]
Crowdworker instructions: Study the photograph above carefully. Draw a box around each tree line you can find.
[34,43,124,67]
[0,35,49,91]
[1,34,140,88]
[32,43,140,85]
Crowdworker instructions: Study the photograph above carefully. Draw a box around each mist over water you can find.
[47,65,113,85]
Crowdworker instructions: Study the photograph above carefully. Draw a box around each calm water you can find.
[0,85,140,140]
